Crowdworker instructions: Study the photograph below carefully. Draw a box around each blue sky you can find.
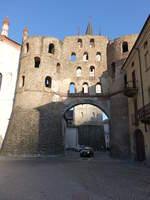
[0,0,150,43]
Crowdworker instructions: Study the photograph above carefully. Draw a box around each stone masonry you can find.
[1,24,138,157]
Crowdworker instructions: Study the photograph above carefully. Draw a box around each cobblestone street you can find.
[0,152,150,200]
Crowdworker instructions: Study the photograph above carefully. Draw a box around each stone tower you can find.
[1,23,111,155]
[107,35,138,158]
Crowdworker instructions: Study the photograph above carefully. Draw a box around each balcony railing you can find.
[138,103,150,124]
[124,81,138,97]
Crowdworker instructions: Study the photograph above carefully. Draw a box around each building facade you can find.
[123,15,150,162]
[1,21,137,157]
[0,17,21,147]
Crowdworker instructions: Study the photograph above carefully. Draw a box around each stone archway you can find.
[134,129,146,161]
[61,97,110,150]
[62,97,110,118]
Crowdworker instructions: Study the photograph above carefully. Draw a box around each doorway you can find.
[135,129,146,161]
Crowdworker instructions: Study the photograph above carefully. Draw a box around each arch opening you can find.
[83,52,88,61]
[96,52,101,61]
[69,83,76,93]
[48,43,55,54]
[134,129,146,161]
[71,52,76,62]
[122,41,128,53]
[82,82,88,93]
[45,76,52,88]
[63,103,110,151]
[89,66,95,77]
[76,67,82,77]
[34,57,40,68]
[90,38,95,47]
[77,39,82,47]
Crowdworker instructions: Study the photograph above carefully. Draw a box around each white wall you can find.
[0,40,20,146]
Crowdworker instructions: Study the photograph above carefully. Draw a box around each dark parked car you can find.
[80,147,94,157]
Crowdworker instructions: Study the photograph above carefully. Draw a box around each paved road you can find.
[0,152,150,200]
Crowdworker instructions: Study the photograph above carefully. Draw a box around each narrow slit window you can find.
[48,43,55,54]
[111,62,116,78]
[96,83,101,93]
[26,43,29,53]
[77,39,82,47]
[122,41,128,53]
[56,63,61,73]
[83,52,88,61]
[34,57,40,68]
[76,67,82,77]
[90,38,95,47]
[89,66,95,77]
[22,75,25,87]
[82,83,88,93]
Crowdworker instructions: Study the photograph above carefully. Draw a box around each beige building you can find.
[123,15,150,162]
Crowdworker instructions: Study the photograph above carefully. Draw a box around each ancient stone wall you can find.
[107,35,138,158]
[1,34,110,155]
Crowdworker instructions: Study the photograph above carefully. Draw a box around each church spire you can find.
[85,19,93,35]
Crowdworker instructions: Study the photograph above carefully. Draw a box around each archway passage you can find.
[135,129,146,161]
[63,103,109,151]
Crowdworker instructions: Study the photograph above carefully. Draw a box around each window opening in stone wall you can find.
[48,43,55,54]
[82,82,88,93]
[122,41,128,53]
[132,70,136,88]
[124,74,127,88]
[71,52,76,62]
[144,41,148,49]
[83,52,88,61]
[111,62,116,78]
[69,83,75,93]
[26,43,29,53]
[144,51,149,70]
[90,38,95,47]
[78,39,82,47]
[34,57,40,68]
[45,76,52,88]
[96,83,101,93]
[76,67,82,77]
[133,98,138,125]
[56,63,61,73]
[89,66,95,77]
[0,73,2,90]
[131,62,134,67]
[96,52,101,61]
[22,75,25,87]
